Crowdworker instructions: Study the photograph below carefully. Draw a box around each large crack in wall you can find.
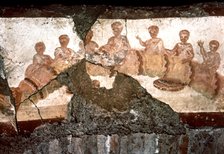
[1,3,224,153]
[0,3,223,126]
[0,59,186,153]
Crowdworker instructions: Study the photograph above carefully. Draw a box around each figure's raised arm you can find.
[136,35,146,47]
[197,40,207,61]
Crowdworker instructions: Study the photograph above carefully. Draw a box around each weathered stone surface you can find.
[127,133,145,154]
[1,3,224,18]
[0,56,13,111]
[23,149,33,154]
[119,135,128,154]
[109,134,119,154]
[67,136,83,154]
[2,128,224,154]
[83,135,98,154]
[158,134,181,154]
[97,135,107,154]
[1,4,224,127]
[36,142,49,154]
[0,54,17,131]
[0,59,184,153]
[71,6,106,40]
[2,58,186,135]
[62,60,186,135]
[188,128,224,154]
[99,5,209,19]
[1,3,224,154]
[49,139,62,154]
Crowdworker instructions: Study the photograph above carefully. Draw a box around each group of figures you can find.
[11,21,223,109]
[84,21,222,98]
[12,34,83,108]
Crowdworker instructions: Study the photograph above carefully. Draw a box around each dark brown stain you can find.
[180,112,224,128]
[0,118,64,136]
[0,122,17,136]
[203,5,224,16]
[179,135,189,154]
[136,50,144,74]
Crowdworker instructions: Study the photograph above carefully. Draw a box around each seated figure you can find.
[99,21,139,75]
[136,25,166,77]
[163,29,194,85]
[25,42,56,87]
[190,40,221,98]
[84,30,99,57]
[12,42,56,107]
[99,21,131,65]
[51,34,81,73]
[84,30,111,76]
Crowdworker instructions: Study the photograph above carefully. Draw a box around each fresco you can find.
[88,18,224,112]
[1,17,224,115]
[0,18,80,121]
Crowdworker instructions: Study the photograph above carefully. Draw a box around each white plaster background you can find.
[0,18,81,87]
[90,17,224,112]
[91,19,127,47]
[1,17,224,112]
[92,17,224,74]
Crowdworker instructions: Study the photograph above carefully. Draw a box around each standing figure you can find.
[164,29,194,84]
[136,25,167,77]
[51,34,80,73]
[190,40,221,98]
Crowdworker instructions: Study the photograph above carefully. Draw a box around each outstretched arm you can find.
[165,44,178,56]
[136,35,146,47]
[99,37,113,52]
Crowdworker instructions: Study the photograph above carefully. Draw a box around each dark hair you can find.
[179,30,190,36]
[209,40,220,49]
[111,21,123,29]
[35,42,45,51]
[148,25,159,32]
[59,34,69,40]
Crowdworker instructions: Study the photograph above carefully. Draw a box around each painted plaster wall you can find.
[1,17,224,113]
[0,18,81,87]
[89,17,224,112]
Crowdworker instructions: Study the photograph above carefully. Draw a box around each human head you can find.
[209,40,219,52]
[35,42,46,54]
[148,25,159,38]
[111,21,123,37]
[179,30,190,43]
[59,34,70,47]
